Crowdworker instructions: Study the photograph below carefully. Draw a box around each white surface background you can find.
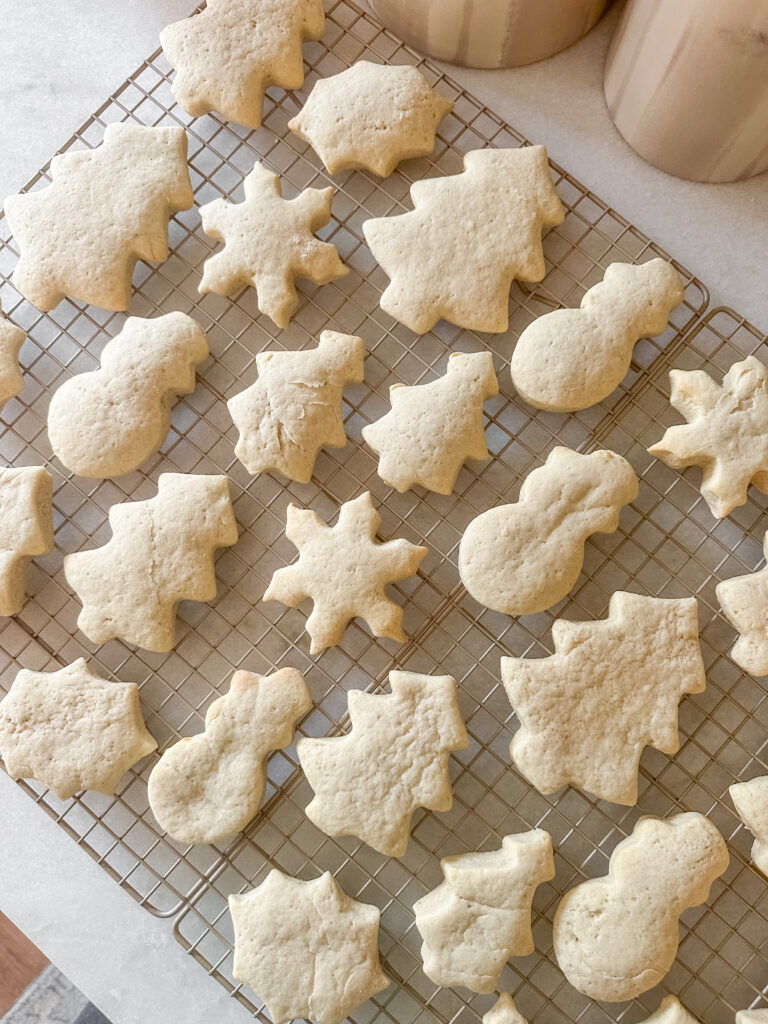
[0,2,766,1023]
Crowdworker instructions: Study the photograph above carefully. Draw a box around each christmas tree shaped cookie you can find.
[0,466,54,616]
[0,309,24,412]
[510,258,684,411]
[459,446,638,616]
[199,162,347,328]
[0,658,156,799]
[553,813,728,1000]
[289,61,453,176]
[716,533,768,675]
[264,492,427,653]
[483,995,528,1024]
[5,123,193,311]
[298,670,468,856]
[730,776,768,875]
[363,146,563,334]
[160,0,325,130]
[501,591,705,805]
[362,351,499,494]
[48,312,208,478]
[649,356,768,518]
[64,473,238,652]
[148,667,310,845]
[228,331,364,481]
[413,830,554,992]
[229,869,389,1024]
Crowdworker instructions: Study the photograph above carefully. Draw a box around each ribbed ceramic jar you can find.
[369,0,608,69]
[604,0,768,182]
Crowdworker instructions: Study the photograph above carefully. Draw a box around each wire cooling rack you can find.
[1,1,767,1022]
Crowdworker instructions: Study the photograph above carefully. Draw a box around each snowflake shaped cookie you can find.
[64,473,238,652]
[288,61,453,176]
[649,356,768,518]
[362,351,499,494]
[502,591,705,805]
[0,658,156,799]
[228,330,364,481]
[199,162,347,328]
[229,869,389,1024]
[0,466,54,617]
[161,0,325,130]
[298,670,468,856]
[0,309,24,412]
[5,123,193,312]
[264,492,427,653]
[363,146,564,334]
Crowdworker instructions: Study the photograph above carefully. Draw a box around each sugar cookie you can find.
[0,466,54,616]
[717,534,768,675]
[730,776,768,875]
[483,995,528,1024]
[0,309,24,411]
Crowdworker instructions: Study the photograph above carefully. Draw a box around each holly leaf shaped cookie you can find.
[0,658,156,799]
[199,162,347,328]
[649,356,768,518]
[64,473,238,652]
[298,670,468,856]
[228,330,364,481]
[263,492,427,653]
[362,351,499,494]
[160,0,325,130]
[229,869,389,1024]
[0,466,54,616]
[502,591,705,805]
[0,309,24,412]
[5,123,193,312]
[362,146,564,334]
[288,61,453,176]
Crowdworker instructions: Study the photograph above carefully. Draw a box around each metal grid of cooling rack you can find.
[1,0,767,1022]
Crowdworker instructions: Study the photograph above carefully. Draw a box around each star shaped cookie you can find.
[198,162,347,328]
[289,61,453,176]
[229,869,389,1024]
[263,491,427,652]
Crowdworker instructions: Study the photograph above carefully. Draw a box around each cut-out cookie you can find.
[362,146,564,334]
[730,776,768,875]
[0,658,156,799]
[64,473,238,652]
[288,61,453,176]
[298,670,468,857]
[458,446,637,616]
[648,356,768,518]
[0,309,24,411]
[553,813,728,1001]
[716,535,768,675]
[737,1011,768,1024]
[48,312,208,478]
[0,466,54,616]
[199,162,347,328]
[362,352,499,495]
[264,492,427,653]
[510,259,684,411]
[148,667,310,845]
[483,995,528,1024]
[413,830,554,992]
[228,331,364,481]
[639,997,700,1024]
[160,0,325,130]
[229,869,389,1024]
[5,124,193,311]
[501,591,705,805]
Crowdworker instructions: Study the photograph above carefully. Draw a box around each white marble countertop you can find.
[0,3,766,1024]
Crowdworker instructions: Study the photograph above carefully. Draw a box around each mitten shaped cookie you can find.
[228,331,364,481]
[362,351,499,494]
[510,259,684,411]
[458,446,637,616]
[5,124,193,311]
[298,670,468,856]
[0,466,54,616]
[553,813,728,1001]
[48,312,208,478]
[413,830,554,992]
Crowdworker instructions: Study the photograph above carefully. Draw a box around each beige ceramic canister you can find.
[368,0,608,69]
[604,0,768,182]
